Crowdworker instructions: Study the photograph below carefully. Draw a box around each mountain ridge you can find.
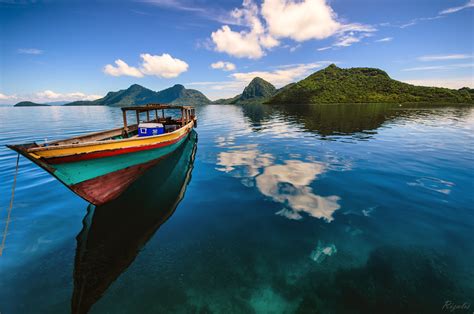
[63,84,211,107]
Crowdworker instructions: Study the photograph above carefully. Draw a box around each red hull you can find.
[71,156,166,205]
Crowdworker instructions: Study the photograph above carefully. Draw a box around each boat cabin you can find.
[121,104,195,138]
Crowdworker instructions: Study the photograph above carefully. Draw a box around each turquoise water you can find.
[0,104,473,313]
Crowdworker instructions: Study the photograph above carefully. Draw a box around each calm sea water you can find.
[0,104,473,313]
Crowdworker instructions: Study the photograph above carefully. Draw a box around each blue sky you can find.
[0,0,473,103]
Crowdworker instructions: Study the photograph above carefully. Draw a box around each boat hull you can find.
[8,122,195,205]
[53,132,189,186]
[71,152,176,205]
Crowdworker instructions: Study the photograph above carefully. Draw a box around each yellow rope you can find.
[0,153,20,257]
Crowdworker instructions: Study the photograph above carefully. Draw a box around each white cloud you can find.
[18,48,43,55]
[402,63,473,71]
[317,24,376,50]
[141,0,206,13]
[317,46,332,51]
[212,26,265,58]
[104,59,144,77]
[417,54,472,62]
[210,0,373,59]
[261,0,340,41]
[210,0,280,59]
[289,44,301,52]
[140,0,237,25]
[397,16,443,29]
[440,0,474,14]
[333,34,364,47]
[188,61,331,99]
[0,90,101,104]
[104,53,188,78]
[140,53,189,78]
[37,90,62,99]
[319,32,374,50]
[375,37,393,42]
[0,93,17,101]
[402,78,474,89]
[66,92,103,101]
[259,33,280,48]
[230,62,325,86]
[35,90,102,102]
[211,61,236,71]
[389,2,471,30]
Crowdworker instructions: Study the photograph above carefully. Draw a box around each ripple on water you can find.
[407,176,455,195]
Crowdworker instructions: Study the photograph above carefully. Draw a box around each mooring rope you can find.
[0,153,20,257]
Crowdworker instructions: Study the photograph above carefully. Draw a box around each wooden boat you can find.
[72,131,197,313]
[7,104,197,205]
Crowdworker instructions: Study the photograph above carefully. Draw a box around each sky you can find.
[0,0,473,103]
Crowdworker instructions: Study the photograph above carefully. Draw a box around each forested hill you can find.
[268,64,473,104]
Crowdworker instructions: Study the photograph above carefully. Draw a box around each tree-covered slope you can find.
[155,84,211,105]
[65,84,210,106]
[214,77,277,104]
[268,64,473,104]
[101,84,162,107]
[240,77,276,100]
[64,84,159,106]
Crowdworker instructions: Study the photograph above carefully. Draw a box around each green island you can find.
[14,101,50,107]
[267,64,474,104]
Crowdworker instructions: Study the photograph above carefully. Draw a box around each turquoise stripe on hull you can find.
[53,134,189,186]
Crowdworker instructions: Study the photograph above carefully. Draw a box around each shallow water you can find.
[0,104,473,313]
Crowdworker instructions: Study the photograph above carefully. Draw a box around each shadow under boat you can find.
[71,130,197,314]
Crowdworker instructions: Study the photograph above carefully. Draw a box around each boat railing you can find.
[121,104,195,137]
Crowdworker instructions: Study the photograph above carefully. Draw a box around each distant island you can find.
[14,101,50,107]
[13,64,473,107]
[63,84,210,107]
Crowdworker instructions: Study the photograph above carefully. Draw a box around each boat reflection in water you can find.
[71,131,197,314]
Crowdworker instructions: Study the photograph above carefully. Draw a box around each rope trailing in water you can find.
[0,153,20,257]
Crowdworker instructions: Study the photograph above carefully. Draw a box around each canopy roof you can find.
[121,104,194,112]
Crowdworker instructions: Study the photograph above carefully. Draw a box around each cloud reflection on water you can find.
[216,145,341,222]
[216,145,274,178]
[256,160,340,222]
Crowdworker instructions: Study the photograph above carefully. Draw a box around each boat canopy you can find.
[121,104,195,133]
